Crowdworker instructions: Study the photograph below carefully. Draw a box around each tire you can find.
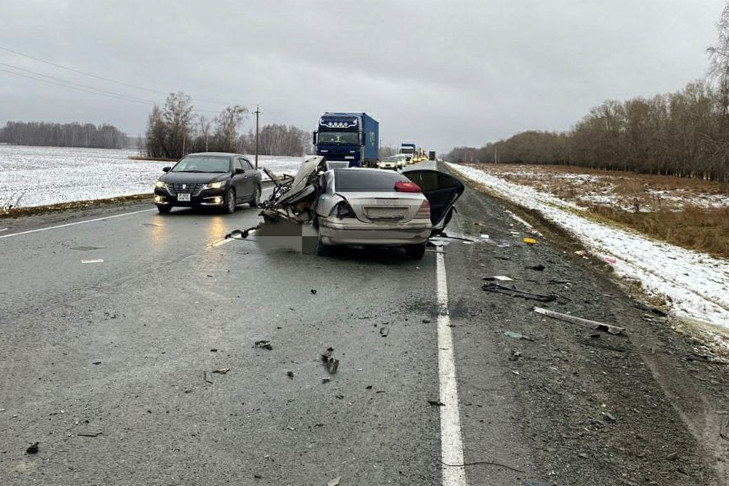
[250,185,261,208]
[405,243,426,260]
[223,188,236,214]
[157,205,172,214]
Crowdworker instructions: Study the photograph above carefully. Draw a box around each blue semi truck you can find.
[313,112,379,168]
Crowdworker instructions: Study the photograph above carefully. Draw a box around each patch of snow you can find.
[449,163,729,329]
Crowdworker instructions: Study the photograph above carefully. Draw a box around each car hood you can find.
[277,156,327,205]
[161,172,228,184]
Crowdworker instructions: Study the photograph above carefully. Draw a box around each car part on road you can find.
[483,275,513,282]
[321,347,339,374]
[504,331,534,341]
[534,306,626,335]
[482,283,557,302]
[254,340,273,350]
[26,442,39,454]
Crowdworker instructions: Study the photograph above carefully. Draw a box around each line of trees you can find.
[448,4,729,183]
[144,92,311,159]
[0,121,129,149]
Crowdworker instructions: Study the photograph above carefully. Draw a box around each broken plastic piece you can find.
[534,307,626,335]
[523,238,537,245]
[26,442,39,454]
[254,340,273,350]
[482,283,557,302]
[483,276,513,282]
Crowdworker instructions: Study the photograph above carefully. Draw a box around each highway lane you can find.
[0,187,460,484]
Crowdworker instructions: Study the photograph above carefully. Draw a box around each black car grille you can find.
[167,183,204,196]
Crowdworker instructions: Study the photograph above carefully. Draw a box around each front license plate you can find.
[177,193,191,202]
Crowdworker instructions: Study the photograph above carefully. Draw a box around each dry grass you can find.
[471,163,729,259]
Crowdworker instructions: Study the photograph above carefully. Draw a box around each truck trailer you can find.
[313,112,379,168]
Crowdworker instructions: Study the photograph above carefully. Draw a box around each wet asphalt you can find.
[0,170,543,485]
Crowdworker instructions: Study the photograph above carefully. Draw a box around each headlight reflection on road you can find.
[206,216,229,244]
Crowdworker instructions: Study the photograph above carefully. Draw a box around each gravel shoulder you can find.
[444,164,728,485]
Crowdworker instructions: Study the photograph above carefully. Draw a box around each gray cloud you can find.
[0,0,724,153]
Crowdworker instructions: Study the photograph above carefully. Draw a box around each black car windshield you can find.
[318,131,359,145]
[334,169,408,192]
[171,156,230,173]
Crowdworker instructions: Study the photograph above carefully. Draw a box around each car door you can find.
[232,158,250,202]
[241,158,257,199]
[403,170,464,235]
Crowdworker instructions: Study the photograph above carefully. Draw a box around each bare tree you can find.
[199,116,212,152]
[215,105,247,152]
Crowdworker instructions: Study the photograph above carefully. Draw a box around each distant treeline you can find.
[448,80,729,181]
[0,121,129,149]
[145,92,311,159]
[448,6,729,183]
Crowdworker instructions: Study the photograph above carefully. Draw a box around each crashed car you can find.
[257,156,464,259]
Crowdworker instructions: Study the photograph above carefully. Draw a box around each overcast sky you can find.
[0,0,726,153]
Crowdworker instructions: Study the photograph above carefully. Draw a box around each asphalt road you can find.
[0,164,724,485]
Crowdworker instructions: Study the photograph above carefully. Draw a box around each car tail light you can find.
[416,199,430,219]
[395,181,422,193]
[330,201,356,218]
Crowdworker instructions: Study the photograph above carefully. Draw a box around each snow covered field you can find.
[0,145,301,208]
[448,163,729,333]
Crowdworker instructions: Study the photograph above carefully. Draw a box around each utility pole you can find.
[254,104,261,169]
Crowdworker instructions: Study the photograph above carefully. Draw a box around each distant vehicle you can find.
[313,112,379,169]
[428,151,436,161]
[259,157,464,259]
[399,142,416,163]
[377,155,401,171]
[153,152,262,214]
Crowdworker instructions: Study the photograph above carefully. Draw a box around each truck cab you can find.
[313,112,379,169]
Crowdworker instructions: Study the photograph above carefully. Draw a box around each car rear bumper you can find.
[319,218,431,246]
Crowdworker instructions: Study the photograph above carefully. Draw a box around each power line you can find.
[0,61,155,104]
[0,45,237,106]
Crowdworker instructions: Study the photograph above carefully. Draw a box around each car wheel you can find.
[405,243,426,260]
[157,205,172,214]
[250,185,261,208]
[224,188,236,214]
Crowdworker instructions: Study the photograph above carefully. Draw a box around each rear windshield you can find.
[334,169,408,192]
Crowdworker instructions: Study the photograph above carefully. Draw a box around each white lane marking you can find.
[81,259,104,264]
[437,251,468,485]
[210,237,236,248]
[0,209,156,240]
[0,228,8,232]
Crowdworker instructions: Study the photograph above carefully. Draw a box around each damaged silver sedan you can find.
[252,156,464,259]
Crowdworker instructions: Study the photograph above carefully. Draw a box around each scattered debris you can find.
[254,340,273,350]
[440,458,525,473]
[482,283,557,303]
[287,371,295,379]
[604,256,617,264]
[327,477,341,486]
[81,259,104,264]
[92,361,101,365]
[322,378,331,384]
[77,432,103,437]
[603,412,617,423]
[321,347,339,374]
[523,238,537,245]
[428,400,445,406]
[684,353,729,365]
[504,331,534,341]
[26,442,38,454]
[379,326,389,337]
[666,452,679,461]
[508,350,522,361]
[634,303,668,317]
[311,289,317,295]
[422,319,432,324]
[483,276,513,282]
[204,371,213,384]
[212,368,230,375]
[534,307,626,335]
[526,264,545,271]
[480,234,490,239]
[574,250,586,256]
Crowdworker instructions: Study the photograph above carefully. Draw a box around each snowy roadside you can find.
[448,163,729,334]
[0,145,301,209]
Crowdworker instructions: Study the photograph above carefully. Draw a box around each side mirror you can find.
[234,167,245,175]
[312,131,318,145]
[162,166,171,172]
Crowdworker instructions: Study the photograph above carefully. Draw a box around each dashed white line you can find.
[0,209,156,240]
[0,228,8,233]
[436,251,468,485]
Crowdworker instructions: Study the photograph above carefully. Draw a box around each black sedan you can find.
[153,152,262,214]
